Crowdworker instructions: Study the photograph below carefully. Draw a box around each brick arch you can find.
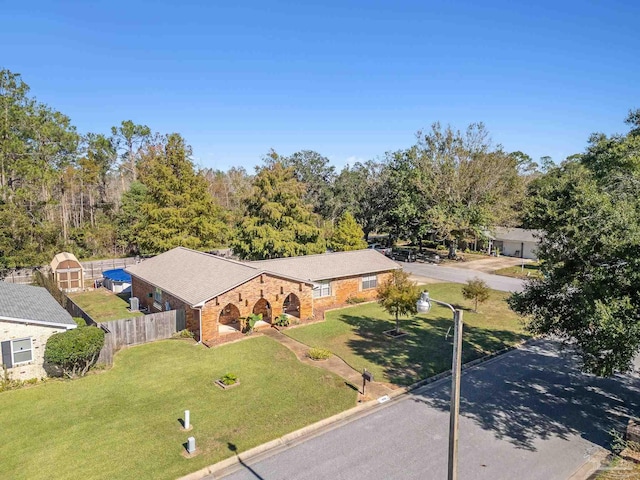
[219,303,241,329]
[283,293,301,319]
[252,298,272,323]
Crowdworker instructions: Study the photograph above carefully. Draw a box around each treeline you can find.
[0,68,541,268]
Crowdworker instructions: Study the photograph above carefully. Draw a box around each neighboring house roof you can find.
[103,269,131,283]
[249,249,400,282]
[491,227,543,243]
[50,251,82,270]
[0,282,76,328]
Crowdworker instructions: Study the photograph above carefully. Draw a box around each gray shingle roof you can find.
[0,282,76,327]
[126,247,264,306]
[249,249,400,281]
[492,227,543,243]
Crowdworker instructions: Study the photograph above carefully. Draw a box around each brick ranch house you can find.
[126,247,399,343]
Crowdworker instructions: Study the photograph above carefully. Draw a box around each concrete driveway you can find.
[401,261,526,292]
[216,339,638,480]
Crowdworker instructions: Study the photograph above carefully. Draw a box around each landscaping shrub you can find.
[73,317,87,327]
[172,329,194,339]
[307,347,332,360]
[274,313,290,327]
[346,296,366,305]
[44,326,105,378]
[241,313,262,333]
[436,244,447,251]
[220,372,238,385]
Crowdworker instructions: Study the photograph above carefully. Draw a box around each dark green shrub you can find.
[73,317,87,327]
[221,373,238,385]
[44,326,105,378]
[274,313,290,327]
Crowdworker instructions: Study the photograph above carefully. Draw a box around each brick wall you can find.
[312,271,393,309]
[131,273,314,343]
[130,276,197,338]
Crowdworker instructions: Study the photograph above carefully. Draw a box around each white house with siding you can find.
[489,227,543,260]
[0,282,77,380]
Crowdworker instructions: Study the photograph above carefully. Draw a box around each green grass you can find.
[285,283,530,386]
[68,288,143,322]
[493,263,542,279]
[0,337,356,480]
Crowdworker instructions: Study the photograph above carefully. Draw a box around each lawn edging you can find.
[179,337,537,480]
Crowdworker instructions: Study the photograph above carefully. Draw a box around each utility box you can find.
[129,297,139,312]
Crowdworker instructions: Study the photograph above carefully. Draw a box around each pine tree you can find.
[232,162,325,260]
[329,212,367,251]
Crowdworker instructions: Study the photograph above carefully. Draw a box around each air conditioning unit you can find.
[129,297,139,312]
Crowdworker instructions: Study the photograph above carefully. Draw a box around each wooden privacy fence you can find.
[97,309,186,365]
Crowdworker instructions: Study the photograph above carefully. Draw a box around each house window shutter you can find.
[1,341,12,368]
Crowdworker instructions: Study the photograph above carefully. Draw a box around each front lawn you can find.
[0,337,356,480]
[68,288,142,322]
[493,263,542,279]
[285,283,530,386]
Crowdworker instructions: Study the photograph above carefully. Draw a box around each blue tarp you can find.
[103,268,131,283]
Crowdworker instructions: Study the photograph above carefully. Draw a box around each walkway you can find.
[262,328,395,400]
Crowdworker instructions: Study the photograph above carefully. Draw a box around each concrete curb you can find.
[566,448,610,480]
[178,337,537,480]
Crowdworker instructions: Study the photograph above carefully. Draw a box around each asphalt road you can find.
[217,339,639,480]
[401,261,525,292]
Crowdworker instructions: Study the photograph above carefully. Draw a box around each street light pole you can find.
[417,291,464,480]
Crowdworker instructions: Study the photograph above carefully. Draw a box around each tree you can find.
[44,326,105,378]
[231,162,326,260]
[111,120,151,182]
[265,149,336,218]
[461,277,490,312]
[329,212,367,251]
[377,270,419,335]
[510,113,640,376]
[132,134,229,254]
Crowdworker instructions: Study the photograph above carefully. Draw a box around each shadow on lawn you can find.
[340,313,527,386]
[410,339,640,451]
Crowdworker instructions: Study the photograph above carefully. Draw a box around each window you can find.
[362,275,377,290]
[154,287,162,303]
[313,280,332,298]
[12,338,33,364]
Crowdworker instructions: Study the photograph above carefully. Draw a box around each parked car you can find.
[389,248,417,262]
[416,251,441,264]
[368,243,392,256]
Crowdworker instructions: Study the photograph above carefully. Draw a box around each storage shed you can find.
[50,252,85,292]
[102,268,132,294]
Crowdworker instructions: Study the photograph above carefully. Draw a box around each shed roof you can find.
[491,227,543,243]
[249,249,400,281]
[50,252,82,271]
[126,248,272,306]
[0,282,76,328]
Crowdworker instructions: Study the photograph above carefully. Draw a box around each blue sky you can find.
[2,0,638,171]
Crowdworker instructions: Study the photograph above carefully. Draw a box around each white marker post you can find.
[187,436,196,454]
[184,410,190,430]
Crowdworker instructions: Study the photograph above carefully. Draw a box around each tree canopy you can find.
[377,270,419,335]
[231,162,326,260]
[329,211,367,251]
[510,110,640,376]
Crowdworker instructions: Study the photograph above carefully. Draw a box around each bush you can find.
[274,313,290,327]
[172,329,194,339]
[73,317,87,327]
[436,244,447,251]
[220,372,238,385]
[241,313,262,333]
[307,347,332,360]
[346,296,366,305]
[44,326,105,378]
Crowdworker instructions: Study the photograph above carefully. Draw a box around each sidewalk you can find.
[262,328,395,400]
